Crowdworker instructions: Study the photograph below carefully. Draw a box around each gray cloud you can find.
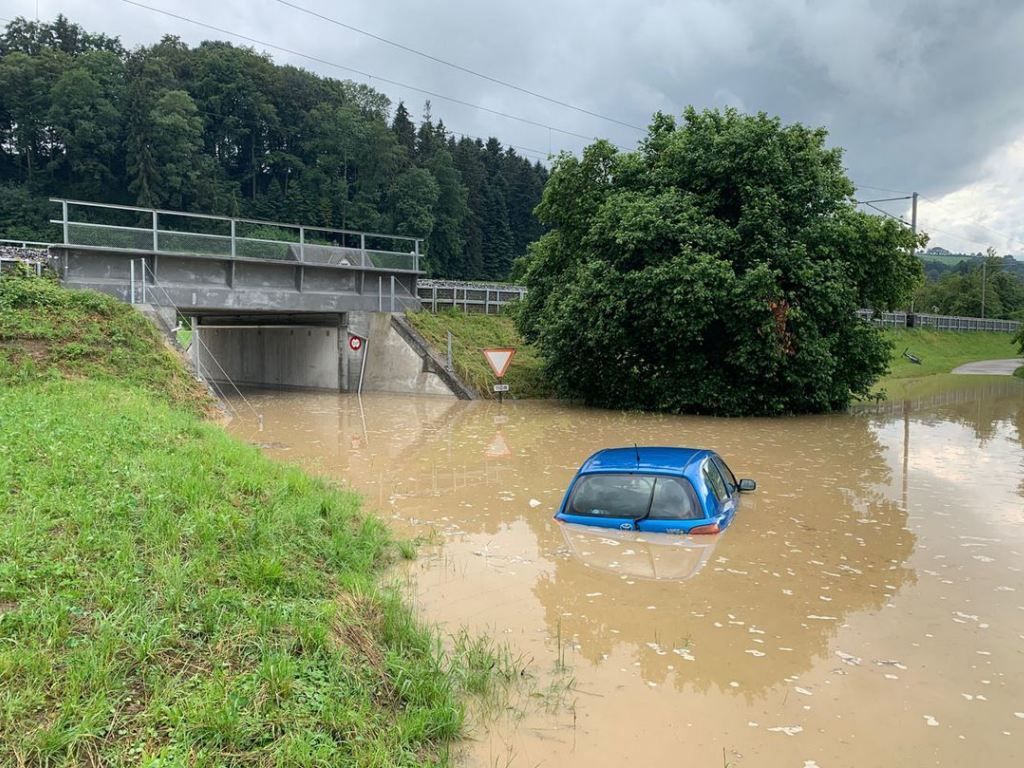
[14,0,1024,251]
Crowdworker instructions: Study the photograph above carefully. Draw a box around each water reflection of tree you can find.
[530,411,916,697]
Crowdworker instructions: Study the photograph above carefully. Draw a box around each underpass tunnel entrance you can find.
[192,313,346,391]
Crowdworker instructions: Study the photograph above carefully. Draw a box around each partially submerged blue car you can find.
[554,447,756,534]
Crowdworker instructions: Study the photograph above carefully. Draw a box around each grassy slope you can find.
[878,328,1020,384]
[0,278,504,767]
[0,277,210,414]
[406,309,553,399]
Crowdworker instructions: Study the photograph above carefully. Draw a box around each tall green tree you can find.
[391,101,416,157]
[47,51,124,200]
[452,138,487,278]
[0,50,64,182]
[423,147,468,276]
[516,108,923,415]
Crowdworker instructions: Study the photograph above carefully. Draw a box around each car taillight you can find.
[689,522,720,535]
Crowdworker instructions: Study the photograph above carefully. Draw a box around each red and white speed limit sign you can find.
[349,335,363,352]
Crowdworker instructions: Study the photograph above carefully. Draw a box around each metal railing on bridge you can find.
[49,198,423,273]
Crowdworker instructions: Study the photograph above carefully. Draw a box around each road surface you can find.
[951,358,1023,376]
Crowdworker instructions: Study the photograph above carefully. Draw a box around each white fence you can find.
[417,279,526,314]
[856,309,1019,333]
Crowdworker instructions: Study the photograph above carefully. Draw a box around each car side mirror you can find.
[738,478,757,492]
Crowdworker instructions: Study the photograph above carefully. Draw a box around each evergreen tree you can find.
[391,101,416,157]
[424,147,468,276]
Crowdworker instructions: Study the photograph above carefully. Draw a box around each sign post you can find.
[482,347,516,404]
[349,333,368,395]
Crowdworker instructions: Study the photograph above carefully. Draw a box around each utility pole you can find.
[910,192,918,313]
[981,258,987,319]
[910,192,918,246]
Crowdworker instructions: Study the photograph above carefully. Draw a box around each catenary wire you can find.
[857,193,1024,253]
[853,183,913,195]
[430,124,550,159]
[120,1,633,150]
[272,0,646,132]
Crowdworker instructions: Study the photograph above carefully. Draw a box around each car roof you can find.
[578,446,712,475]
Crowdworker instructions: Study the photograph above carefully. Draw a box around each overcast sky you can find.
[7,0,1024,255]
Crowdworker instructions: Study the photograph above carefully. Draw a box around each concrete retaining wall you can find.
[345,311,471,398]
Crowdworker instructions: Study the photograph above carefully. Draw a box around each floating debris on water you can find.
[835,651,862,666]
[767,725,804,736]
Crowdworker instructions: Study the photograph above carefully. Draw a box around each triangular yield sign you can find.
[485,430,511,458]
[482,347,516,378]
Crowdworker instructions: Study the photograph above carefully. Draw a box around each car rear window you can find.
[568,474,700,520]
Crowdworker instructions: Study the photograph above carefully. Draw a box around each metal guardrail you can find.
[856,309,1020,333]
[49,198,423,273]
[417,279,526,314]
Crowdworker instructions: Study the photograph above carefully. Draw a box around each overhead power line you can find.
[855,200,907,223]
[854,183,913,196]
[272,0,645,133]
[121,1,632,151]
[443,127,549,159]
[854,187,1024,251]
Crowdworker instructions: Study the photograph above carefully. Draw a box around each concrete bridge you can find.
[49,199,472,398]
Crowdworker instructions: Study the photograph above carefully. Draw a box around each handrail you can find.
[49,197,423,245]
[0,239,52,248]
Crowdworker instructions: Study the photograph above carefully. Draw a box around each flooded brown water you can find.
[226,375,1024,767]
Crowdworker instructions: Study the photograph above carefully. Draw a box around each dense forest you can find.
[0,15,548,279]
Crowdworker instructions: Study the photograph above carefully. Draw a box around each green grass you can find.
[406,309,553,399]
[0,276,520,766]
[877,328,1020,386]
[1015,366,1024,380]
